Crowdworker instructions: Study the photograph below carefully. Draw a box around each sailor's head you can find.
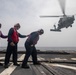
[14,23,21,30]
[38,29,44,35]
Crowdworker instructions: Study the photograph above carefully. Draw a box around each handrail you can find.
[0,50,70,54]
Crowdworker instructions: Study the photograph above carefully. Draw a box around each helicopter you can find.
[40,0,75,32]
[50,15,75,32]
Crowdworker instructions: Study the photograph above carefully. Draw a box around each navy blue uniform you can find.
[22,31,39,66]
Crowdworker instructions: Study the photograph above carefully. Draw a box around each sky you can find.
[0,0,76,47]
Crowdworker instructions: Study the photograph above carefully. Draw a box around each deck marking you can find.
[48,64,76,70]
[0,54,25,75]
[0,57,5,59]
[37,56,45,61]
[38,56,67,61]
[38,56,76,71]
[51,58,67,61]
[71,58,76,60]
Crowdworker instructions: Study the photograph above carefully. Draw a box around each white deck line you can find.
[38,56,76,71]
[48,63,76,70]
[0,54,25,75]
[0,57,5,59]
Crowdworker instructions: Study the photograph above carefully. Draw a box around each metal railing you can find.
[0,50,70,62]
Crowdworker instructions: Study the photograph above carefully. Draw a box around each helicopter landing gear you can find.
[54,25,56,30]
[70,25,72,27]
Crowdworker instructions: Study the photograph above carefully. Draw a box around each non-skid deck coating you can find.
[0,51,76,75]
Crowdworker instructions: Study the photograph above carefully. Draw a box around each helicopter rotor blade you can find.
[40,15,63,18]
[40,0,66,18]
[58,0,66,15]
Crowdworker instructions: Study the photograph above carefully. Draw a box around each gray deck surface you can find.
[0,51,76,75]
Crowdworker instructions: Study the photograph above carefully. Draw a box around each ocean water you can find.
[36,47,76,51]
[0,47,76,52]
[36,47,76,53]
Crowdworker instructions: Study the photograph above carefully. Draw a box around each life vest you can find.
[11,28,19,43]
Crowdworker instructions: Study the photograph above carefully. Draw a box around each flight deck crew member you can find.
[21,29,44,69]
[4,23,28,68]
[0,23,8,66]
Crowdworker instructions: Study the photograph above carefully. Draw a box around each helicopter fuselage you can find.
[57,16,75,30]
[50,16,75,32]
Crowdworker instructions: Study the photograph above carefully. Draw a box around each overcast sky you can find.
[0,0,76,47]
